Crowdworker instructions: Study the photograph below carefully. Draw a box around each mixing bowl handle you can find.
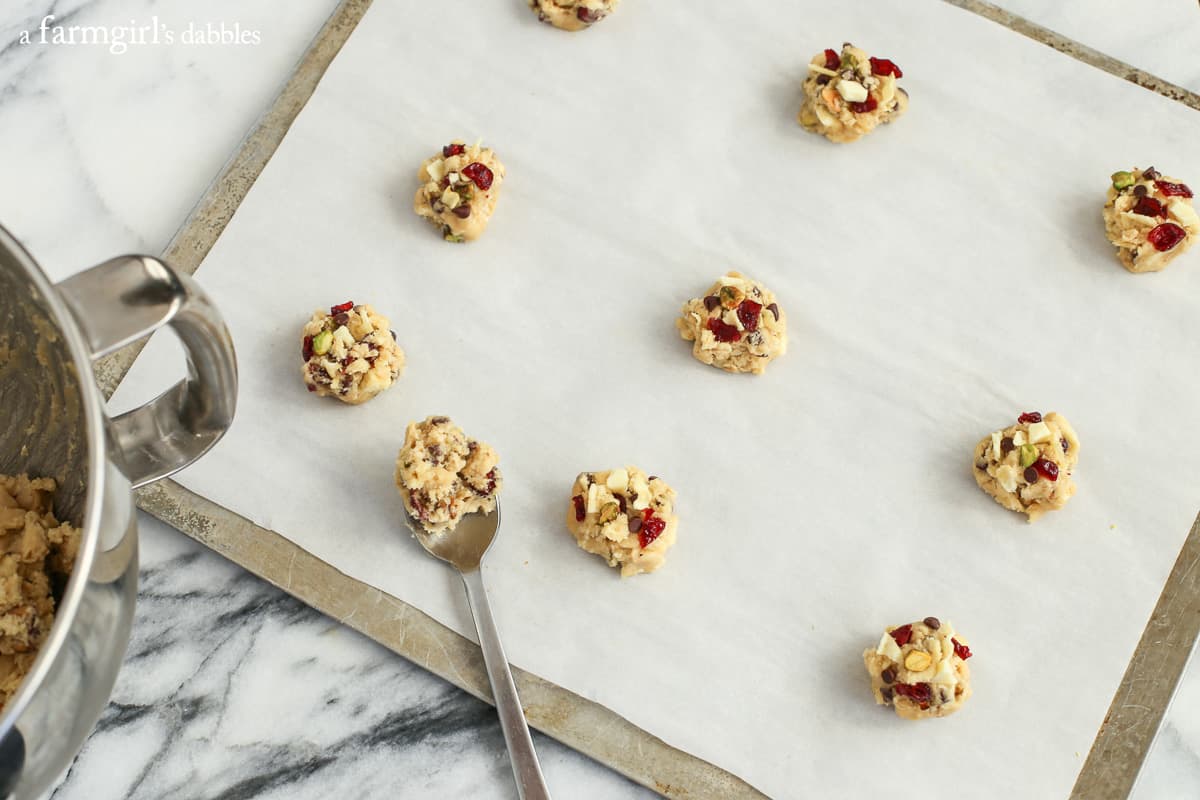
[57,255,238,488]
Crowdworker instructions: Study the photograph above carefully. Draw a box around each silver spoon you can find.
[403,501,552,800]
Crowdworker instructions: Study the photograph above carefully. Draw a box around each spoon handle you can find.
[460,568,553,800]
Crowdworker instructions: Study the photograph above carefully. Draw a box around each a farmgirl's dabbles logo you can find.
[15,15,262,55]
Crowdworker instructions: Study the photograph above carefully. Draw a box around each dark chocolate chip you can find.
[430,416,450,425]
[881,668,896,684]
[616,495,627,513]
[1143,166,1159,180]
[881,687,893,703]
[923,616,941,630]
[391,330,399,341]
[766,302,780,320]
[1061,437,1069,453]
[334,312,350,326]
[1001,436,1015,455]
[703,295,721,312]
[1133,184,1148,197]
[1024,466,1038,482]
[628,516,643,534]
[452,203,472,219]
[648,476,658,482]
[816,75,830,85]
[975,462,988,471]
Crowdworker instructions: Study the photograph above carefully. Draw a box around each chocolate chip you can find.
[881,668,896,684]
[975,462,988,471]
[452,203,472,219]
[1144,166,1159,180]
[616,495,627,513]
[648,476,658,482]
[703,295,721,312]
[881,687,893,703]
[1024,466,1038,482]
[923,617,941,630]
[766,303,780,320]
[939,690,949,704]
[816,74,830,85]
[628,516,643,534]
[1133,184,1148,197]
[430,416,450,425]
[334,312,350,326]
[428,444,442,459]
[1000,436,1014,455]
[1061,437,1069,453]
[390,330,399,341]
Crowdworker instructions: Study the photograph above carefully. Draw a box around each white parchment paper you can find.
[113,1,1200,796]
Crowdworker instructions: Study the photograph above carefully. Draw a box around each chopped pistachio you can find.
[1019,444,1039,468]
[312,330,333,356]
[598,502,620,524]
[718,285,745,309]
[1111,171,1135,191]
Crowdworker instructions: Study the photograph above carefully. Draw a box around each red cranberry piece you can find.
[306,384,316,392]
[442,143,466,158]
[849,95,878,114]
[576,6,602,23]
[1131,196,1166,218]
[1033,457,1059,482]
[893,682,931,703]
[639,516,666,548]
[823,48,840,70]
[302,335,314,361]
[737,300,762,332]
[461,162,494,191]
[1017,411,1042,424]
[572,494,585,522]
[330,301,354,315]
[952,638,972,660]
[642,507,655,521]
[706,317,741,343]
[1154,180,1193,198]
[703,295,721,312]
[451,203,472,219]
[869,57,903,78]
[889,624,913,646]
[1147,222,1187,252]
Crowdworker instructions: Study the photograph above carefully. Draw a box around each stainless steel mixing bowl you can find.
[0,223,237,798]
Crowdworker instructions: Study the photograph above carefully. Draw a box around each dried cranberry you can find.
[737,300,762,332]
[461,162,494,191]
[849,95,878,114]
[451,203,472,219]
[442,143,466,158]
[893,682,931,702]
[1034,457,1059,482]
[1148,223,1187,252]
[869,57,903,78]
[1154,180,1192,198]
[703,295,721,312]
[642,507,655,521]
[330,301,354,315]
[306,384,316,392]
[766,302,780,320]
[639,516,666,548]
[1017,411,1042,424]
[1131,196,1166,218]
[889,624,913,646]
[572,494,585,522]
[706,317,741,343]
[576,6,601,23]
[823,48,840,70]
[952,638,972,660]
[302,335,314,361]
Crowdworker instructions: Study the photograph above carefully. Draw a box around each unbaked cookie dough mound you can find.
[301,301,405,405]
[973,411,1079,522]
[414,140,506,243]
[529,0,619,31]
[798,43,907,144]
[566,467,676,577]
[0,474,80,709]
[676,272,786,375]
[395,416,502,535]
[863,617,972,721]
[1103,166,1198,273]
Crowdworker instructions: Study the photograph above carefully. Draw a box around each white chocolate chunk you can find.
[1027,421,1052,444]
[876,632,902,662]
[996,464,1020,493]
[990,431,1002,460]
[425,159,445,183]
[605,469,629,493]
[586,483,600,514]
[836,80,868,103]
[1012,431,1026,447]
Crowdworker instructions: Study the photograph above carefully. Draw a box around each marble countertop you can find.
[0,1,1195,797]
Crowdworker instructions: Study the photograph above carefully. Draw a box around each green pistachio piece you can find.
[312,330,333,355]
[1111,171,1135,191]
[598,502,620,524]
[1019,443,1038,468]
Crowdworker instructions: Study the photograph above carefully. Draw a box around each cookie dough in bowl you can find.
[301,301,405,404]
[863,617,972,720]
[395,416,502,535]
[676,271,786,375]
[1103,166,1198,273]
[0,474,80,708]
[798,43,907,144]
[529,0,619,31]
[973,411,1079,522]
[413,140,505,243]
[566,467,676,577]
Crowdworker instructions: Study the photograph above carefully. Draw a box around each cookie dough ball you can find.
[301,301,405,405]
[395,416,502,534]
[529,0,619,31]
[566,467,676,577]
[676,272,787,375]
[1103,167,1198,273]
[414,140,505,243]
[864,618,972,720]
[0,474,80,708]
[798,43,907,144]
[973,411,1079,522]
